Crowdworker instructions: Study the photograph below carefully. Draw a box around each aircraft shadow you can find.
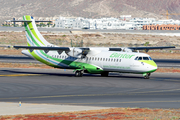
[0,69,143,79]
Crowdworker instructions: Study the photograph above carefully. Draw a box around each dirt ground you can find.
[0,108,180,120]
[1,31,180,47]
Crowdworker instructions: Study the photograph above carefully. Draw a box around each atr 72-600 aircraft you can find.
[13,15,175,79]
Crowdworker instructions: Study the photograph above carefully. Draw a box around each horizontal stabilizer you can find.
[6,20,51,22]
[14,46,70,51]
[7,20,32,22]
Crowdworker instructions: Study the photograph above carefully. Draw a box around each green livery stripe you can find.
[25,15,45,46]
[27,42,30,46]
[139,60,157,67]
[39,50,103,73]
[30,51,57,67]
[28,47,103,73]
[23,16,40,46]
[147,69,157,73]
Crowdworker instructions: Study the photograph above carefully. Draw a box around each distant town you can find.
[2,15,180,30]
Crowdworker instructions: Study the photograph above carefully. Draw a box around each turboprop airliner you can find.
[12,15,175,79]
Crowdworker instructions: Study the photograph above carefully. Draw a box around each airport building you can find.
[2,17,58,27]
[54,16,180,30]
[3,15,180,30]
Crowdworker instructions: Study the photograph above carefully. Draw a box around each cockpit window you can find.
[143,57,149,60]
[138,57,142,60]
[134,57,138,60]
[149,57,153,60]
[135,56,153,60]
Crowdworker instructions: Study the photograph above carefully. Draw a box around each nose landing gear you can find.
[143,73,151,79]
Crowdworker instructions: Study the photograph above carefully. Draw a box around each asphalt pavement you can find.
[0,68,180,109]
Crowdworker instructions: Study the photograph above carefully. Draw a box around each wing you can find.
[14,46,176,58]
[14,46,90,58]
[128,46,175,52]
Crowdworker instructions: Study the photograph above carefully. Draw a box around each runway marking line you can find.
[0,74,42,77]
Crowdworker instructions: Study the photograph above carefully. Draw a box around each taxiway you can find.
[0,68,180,109]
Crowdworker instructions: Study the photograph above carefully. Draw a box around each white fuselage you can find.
[39,50,157,73]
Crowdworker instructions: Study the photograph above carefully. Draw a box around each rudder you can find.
[23,15,53,47]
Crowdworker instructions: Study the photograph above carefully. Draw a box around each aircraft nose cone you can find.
[151,61,158,72]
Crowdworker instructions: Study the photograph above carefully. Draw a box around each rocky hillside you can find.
[0,0,180,23]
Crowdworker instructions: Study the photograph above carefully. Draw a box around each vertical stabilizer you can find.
[23,15,53,47]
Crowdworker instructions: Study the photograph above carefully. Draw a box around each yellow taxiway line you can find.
[0,74,41,77]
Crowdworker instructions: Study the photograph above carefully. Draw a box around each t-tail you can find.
[23,15,53,47]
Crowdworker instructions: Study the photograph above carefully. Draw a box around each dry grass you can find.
[148,52,180,59]
[1,31,180,47]
[0,62,53,69]
[157,68,180,73]
[0,108,180,120]
[0,48,22,55]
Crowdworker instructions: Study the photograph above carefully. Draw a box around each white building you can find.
[54,16,180,30]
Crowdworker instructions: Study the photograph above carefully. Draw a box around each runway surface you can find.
[0,68,180,109]
[0,55,179,68]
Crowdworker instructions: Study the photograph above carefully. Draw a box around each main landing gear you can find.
[75,70,83,77]
[101,72,109,77]
[143,73,151,79]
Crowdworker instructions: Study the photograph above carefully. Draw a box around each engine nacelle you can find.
[122,48,133,52]
[66,48,83,58]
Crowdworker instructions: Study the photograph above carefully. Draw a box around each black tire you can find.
[80,71,83,77]
[144,74,149,79]
[101,72,109,77]
[75,71,83,77]
[75,71,80,77]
